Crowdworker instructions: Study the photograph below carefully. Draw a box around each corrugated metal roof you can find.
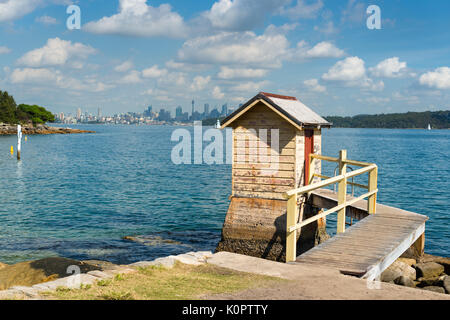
[221,92,332,128]
[265,95,330,126]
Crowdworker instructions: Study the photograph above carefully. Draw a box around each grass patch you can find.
[47,263,283,300]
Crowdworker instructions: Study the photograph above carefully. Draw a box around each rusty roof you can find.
[221,92,332,129]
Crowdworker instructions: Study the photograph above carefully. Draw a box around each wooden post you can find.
[368,166,377,214]
[17,124,22,160]
[286,193,298,262]
[337,150,347,233]
[412,232,425,258]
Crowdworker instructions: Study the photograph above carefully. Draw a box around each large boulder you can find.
[415,262,445,279]
[381,260,416,282]
[420,254,450,275]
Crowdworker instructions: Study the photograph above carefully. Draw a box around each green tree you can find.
[0,90,18,124]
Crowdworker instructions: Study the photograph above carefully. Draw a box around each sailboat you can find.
[215,119,221,129]
[427,123,431,130]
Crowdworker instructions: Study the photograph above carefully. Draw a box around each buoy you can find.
[10,146,13,155]
[25,136,28,142]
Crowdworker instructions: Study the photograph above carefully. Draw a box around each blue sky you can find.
[0,0,449,117]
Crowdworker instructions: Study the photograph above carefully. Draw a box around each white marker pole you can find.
[17,124,22,160]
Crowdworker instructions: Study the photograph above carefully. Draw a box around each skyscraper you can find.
[204,103,209,118]
[192,99,195,117]
[76,108,81,120]
[97,107,102,119]
[221,103,228,116]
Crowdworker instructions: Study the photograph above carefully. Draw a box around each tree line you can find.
[325,111,450,129]
[0,90,55,125]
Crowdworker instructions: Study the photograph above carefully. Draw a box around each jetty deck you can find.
[293,188,428,280]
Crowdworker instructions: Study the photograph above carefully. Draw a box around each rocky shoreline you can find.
[0,124,95,135]
[381,254,450,294]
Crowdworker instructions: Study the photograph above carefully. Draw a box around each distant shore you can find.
[0,124,95,135]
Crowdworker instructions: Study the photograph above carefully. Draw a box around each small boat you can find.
[427,124,431,130]
[215,119,221,129]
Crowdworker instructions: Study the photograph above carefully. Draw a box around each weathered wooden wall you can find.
[232,102,297,200]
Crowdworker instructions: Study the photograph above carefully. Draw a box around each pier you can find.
[286,152,428,281]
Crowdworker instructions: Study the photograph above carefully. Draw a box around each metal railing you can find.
[285,149,378,263]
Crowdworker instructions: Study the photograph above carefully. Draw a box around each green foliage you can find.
[325,111,450,129]
[0,90,55,125]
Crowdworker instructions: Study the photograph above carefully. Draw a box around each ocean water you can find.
[0,125,448,264]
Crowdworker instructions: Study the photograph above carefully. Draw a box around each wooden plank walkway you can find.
[293,189,428,280]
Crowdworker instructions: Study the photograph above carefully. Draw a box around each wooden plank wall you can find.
[232,103,296,200]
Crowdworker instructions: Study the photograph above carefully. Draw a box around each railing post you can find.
[286,193,298,262]
[368,166,378,214]
[337,150,347,233]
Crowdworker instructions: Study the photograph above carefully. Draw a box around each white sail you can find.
[427,124,431,130]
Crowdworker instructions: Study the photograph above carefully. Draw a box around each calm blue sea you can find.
[0,125,448,264]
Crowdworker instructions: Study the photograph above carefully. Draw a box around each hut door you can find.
[304,129,314,185]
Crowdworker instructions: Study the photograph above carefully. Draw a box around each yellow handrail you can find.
[285,149,378,262]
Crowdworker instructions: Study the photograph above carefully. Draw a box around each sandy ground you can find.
[204,252,450,300]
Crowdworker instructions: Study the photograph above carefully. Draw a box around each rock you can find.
[420,254,450,275]
[421,286,446,294]
[397,258,416,267]
[417,276,442,287]
[130,257,176,269]
[87,270,113,279]
[415,262,444,279]
[0,262,7,270]
[122,235,181,246]
[33,274,98,290]
[394,276,415,288]
[185,251,214,262]
[171,254,203,266]
[443,276,450,294]
[10,286,43,298]
[0,257,100,290]
[381,260,416,282]
[82,260,119,271]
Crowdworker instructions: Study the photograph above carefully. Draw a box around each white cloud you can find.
[217,66,268,79]
[280,0,323,20]
[142,65,168,78]
[419,67,450,90]
[341,0,366,24]
[202,0,290,31]
[322,56,366,81]
[119,70,142,84]
[17,38,96,67]
[230,80,270,92]
[83,0,186,38]
[177,28,289,68]
[190,75,211,91]
[0,0,41,22]
[304,79,326,92]
[10,67,112,92]
[114,60,134,72]
[212,86,225,99]
[314,21,338,35]
[302,41,345,58]
[322,56,384,91]
[0,46,11,54]
[369,57,408,78]
[35,15,58,25]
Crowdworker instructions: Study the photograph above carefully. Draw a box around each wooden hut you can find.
[216,92,332,261]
